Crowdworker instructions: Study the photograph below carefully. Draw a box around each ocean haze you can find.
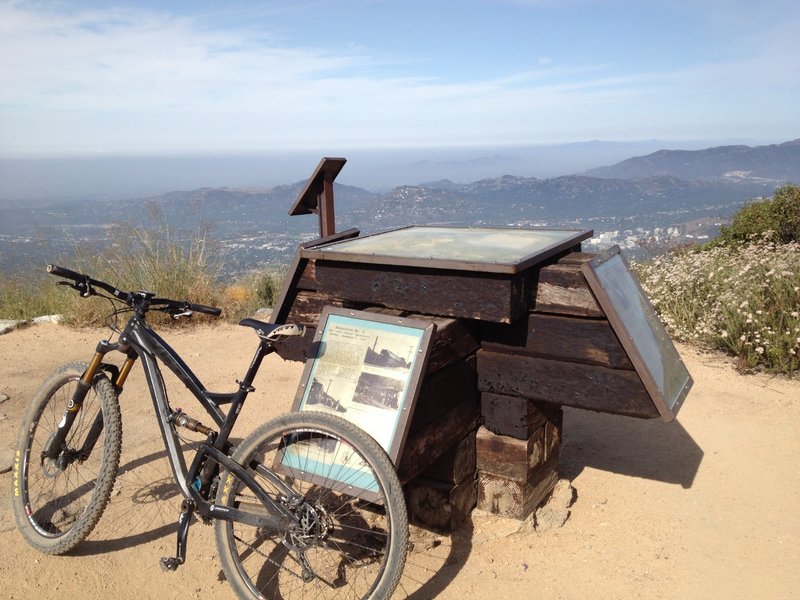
[0,139,755,204]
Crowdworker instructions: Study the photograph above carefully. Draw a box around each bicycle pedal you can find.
[160,556,183,572]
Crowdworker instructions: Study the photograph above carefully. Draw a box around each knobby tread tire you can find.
[215,411,408,600]
[12,362,122,555]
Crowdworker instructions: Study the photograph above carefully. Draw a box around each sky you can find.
[0,0,799,196]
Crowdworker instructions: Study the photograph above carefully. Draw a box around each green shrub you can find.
[633,233,800,375]
[220,269,284,323]
[256,271,280,306]
[0,274,71,320]
[65,209,224,326]
[716,184,800,246]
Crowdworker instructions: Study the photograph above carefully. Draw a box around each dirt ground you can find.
[0,322,798,600]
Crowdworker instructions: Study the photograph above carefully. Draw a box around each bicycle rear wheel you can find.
[215,411,408,600]
[12,362,122,554]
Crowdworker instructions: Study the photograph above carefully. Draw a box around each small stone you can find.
[0,448,15,475]
[0,394,8,404]
[32,314,64,325]
[0,320,24,336]
[532,479,575,532]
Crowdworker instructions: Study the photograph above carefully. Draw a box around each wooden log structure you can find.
[271,246,658,528]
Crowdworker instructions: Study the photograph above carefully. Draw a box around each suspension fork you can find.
[41,341,136,461]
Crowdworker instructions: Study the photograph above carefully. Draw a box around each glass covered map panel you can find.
[582,247,693,421]
[302,226,593,273]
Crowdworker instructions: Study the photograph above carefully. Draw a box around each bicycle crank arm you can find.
[208,502,292,530]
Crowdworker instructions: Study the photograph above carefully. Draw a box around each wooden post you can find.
[288,157,347,238]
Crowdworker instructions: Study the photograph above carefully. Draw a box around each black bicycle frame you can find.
[58,313,302,535]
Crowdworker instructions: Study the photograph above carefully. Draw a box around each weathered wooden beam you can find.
[476,425,546,481]
[481,313,633,370]
[477,457,559,520]
[299,260,528,323]
[409,355,478,434]
[405,476,477,532]
[413,315,480,375]
[420,431,477,485]
[398,397,481,483]
[477,350,659,418]
[531,256,603,317]
[480,393,560,440]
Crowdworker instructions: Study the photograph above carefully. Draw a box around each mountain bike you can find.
[11,265,408,599]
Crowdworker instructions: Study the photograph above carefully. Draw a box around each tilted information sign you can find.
[581,246,693,421]
[283,307,435,498]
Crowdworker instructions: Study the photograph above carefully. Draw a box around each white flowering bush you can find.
[633,232,800,375]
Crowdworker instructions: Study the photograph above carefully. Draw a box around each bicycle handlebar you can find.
[46,264,222,317]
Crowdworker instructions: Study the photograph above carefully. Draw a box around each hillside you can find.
[1,139,796,275]
[585,138,800,182]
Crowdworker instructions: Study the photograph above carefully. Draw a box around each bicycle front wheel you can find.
[12,362,122,554]
[215,411,408,600]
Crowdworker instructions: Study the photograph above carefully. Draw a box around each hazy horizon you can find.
[3,1,798,202]
[0,137,780,203]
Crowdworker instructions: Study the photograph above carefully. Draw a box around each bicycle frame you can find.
[63,312,304,568]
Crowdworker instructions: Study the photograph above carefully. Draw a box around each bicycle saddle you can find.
[239,319,306,341]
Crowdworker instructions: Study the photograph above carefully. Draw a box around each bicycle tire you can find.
[12,362,122,554]
[215,411,408,600]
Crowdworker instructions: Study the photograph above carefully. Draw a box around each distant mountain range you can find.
[585,138,800,182]
[1,138,798,275]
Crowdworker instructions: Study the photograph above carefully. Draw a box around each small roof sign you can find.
[289,157,347,216]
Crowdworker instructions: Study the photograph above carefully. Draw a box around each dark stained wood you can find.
[413,314,480,374]
[405,476,477,532]
[421,431,477,484]
[409,355,478,434]
[270,228,360,326]
[531,257,603,317]
[398,399,481,483]
[476,426,545,481]
[285,291,364,327]
[477,350,660,418]
[481,313,634,370]
[480,392,560,439]
[300,260,528,323]
[476,456,559,519]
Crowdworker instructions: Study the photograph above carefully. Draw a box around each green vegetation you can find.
[4,185,799,377]
[634,184,800,376]
[0,275,72,321]
[0,211,283,327]
[714,184,800,246]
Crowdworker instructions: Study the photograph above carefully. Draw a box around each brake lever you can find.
[57,279,93,297]
[170,309,194,320]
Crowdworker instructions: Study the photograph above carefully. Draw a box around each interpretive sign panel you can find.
[301,225,592,274]
[291,307,435,465]
[581,246,693,421]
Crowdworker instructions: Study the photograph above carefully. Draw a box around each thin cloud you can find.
[0,1,797,155]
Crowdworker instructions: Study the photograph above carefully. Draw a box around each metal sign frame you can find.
[300,225,593,274]
[292,306,436,463]
[581,246,693,421]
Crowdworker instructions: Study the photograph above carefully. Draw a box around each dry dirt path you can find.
[0,322,798,599]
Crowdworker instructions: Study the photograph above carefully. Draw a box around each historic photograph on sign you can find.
[285,307,434,494]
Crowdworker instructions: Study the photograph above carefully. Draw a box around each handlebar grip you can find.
[47,264,87,282]
[188,303,222,317]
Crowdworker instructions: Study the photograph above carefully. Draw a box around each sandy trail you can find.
[0,322,798,599]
